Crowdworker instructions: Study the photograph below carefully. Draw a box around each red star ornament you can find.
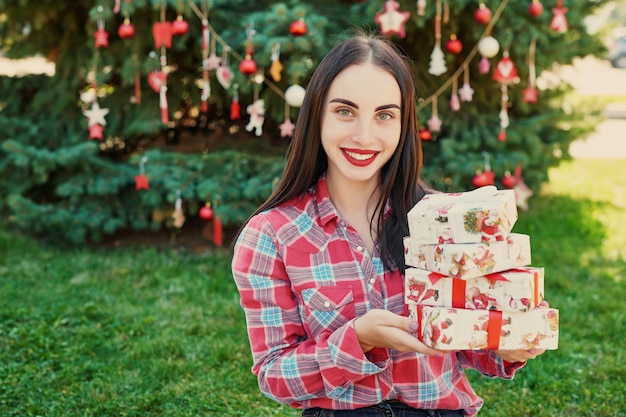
[134,174,150,190]
[88,123,104,140]
[94,28,109,48]
[375,0,411,38]
[523,86,538,103]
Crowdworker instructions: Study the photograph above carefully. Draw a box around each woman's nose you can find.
[350,120,375,144]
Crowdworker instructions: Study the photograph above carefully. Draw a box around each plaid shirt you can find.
[232,176,524,416]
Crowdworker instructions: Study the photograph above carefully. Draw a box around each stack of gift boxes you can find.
[404,186,559,351]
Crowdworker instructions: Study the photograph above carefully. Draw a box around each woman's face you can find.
[321,63,402,188]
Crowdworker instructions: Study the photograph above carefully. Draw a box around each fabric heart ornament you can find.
[152,22,173,49]
[216,65,233,89]
[148,71,167,93]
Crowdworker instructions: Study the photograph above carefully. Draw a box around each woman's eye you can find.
[378,112,394,121]
[337,108,353,117]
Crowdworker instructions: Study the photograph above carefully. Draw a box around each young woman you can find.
[232,33,545,417]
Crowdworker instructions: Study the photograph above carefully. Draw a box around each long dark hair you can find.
[244,32,428,271]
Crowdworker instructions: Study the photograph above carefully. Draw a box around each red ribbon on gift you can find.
[451,278,466,308]
[487,310,503,350]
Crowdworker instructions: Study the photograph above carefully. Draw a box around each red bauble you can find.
[239,55,258,75]
[199,204,214,221]
[118,19,135,39]
[501,172,518,188]
[472,171,489,188]
[528,0,544,17]
[474,3,492,25]
[445,35,463,54]
[172,15,189,36]
[289,19,308,36]
[419,128,432,141]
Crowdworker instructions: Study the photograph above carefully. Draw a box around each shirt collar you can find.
[314,176,340,228]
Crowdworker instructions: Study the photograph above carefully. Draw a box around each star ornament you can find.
[134,174,150,190]
[88,123,104,140]
[427,115,442,133]
[459,82,475,102]
[523,86,538,103]
[374,0,411,38]
[84,101,110,127]
[204,53,222,71]
[279,118,295,137]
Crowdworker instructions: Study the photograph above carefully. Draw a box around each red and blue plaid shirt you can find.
[232,176,524,416]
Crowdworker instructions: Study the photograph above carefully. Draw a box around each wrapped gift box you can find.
[407,186,518,245]
[404,233,531,278]
[405,266,544,312]
[409,304,559,350]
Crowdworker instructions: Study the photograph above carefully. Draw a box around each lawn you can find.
[1,158,625,416]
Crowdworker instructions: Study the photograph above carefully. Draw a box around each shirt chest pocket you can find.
[301,286,355,336]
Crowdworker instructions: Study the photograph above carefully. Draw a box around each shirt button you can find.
[323,301,331,308]
[356,246,363,252]
[369,278,376,285]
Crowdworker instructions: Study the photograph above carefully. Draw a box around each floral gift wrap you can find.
[405,266,544,312]
[407,186,518,245]
[409,304,559,351]
[404,233,531,279]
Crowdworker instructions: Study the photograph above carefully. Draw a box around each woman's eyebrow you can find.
[329,98,400,112]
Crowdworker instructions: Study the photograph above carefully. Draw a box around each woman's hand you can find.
[353,309,444,356]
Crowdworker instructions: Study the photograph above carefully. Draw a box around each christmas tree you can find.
[0,0,610,244]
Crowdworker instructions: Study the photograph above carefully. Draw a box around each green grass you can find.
[1,158,625,416]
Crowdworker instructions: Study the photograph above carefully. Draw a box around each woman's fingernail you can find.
[409,321,418,332]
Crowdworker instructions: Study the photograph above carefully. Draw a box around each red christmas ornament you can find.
[172,15,189,36]
[501,171,518,188]
[152,22,173,48]
[289,19,308,36]
[88,123,104,140]
[118,18,135,39]
[239,56,258,75]
[474,3,492,26]
[419,127,432,141]
[94,28,109,48]
[214,217,223,247]
[498,128,507,142]
[147,71,167,93]
[445,34,463,54]
[199,204,214,221]
[550,2,569,33]
[472,171,490,188]
[134,174,150,190]
[492,54,519,85]
[523,86,538,103]
[528,0,544,17]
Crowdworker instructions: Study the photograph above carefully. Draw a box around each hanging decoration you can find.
[239,23,258,76]
[83,84,110,141]
[428,0,447,76]
[472,152,496,187]
[200,18,211,112]
[134,156,150,190]
[374,0,411,38]
[449,77,460,111]
[230,83,241,120]
[118,17,135,39]
[216,47,234,89]
[512,165,533,210]
[523,37,538,103]
[279,101,296,138]
[289,18,308,36]
[246,99,265,136]
[172,14,189,36]
[492,50,519,141]
[528,0,544,17]
[445,34,463,54]
[427,96,442,132]
[205,34,222,70]
[477,36,499,74]
[172,190,185,228]
[285,84,306,108]
[151,3,171,124]
[473,3,492,26]
[199,202,214,220]
[269,43,283,82]
[417,0,427,16]
[458,64,474,102]
[550,0,568,33]
[94,6,109,48]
